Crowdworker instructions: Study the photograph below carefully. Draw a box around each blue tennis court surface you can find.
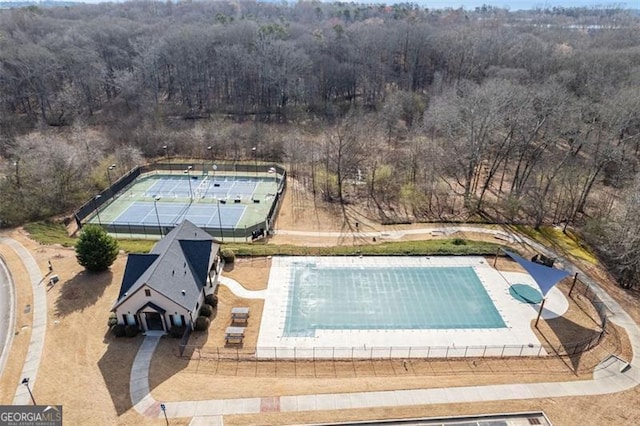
[284,264,506,336]
[145,175,259,200]
[112,201,245,228]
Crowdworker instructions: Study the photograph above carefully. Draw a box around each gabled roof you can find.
[179,239,213,286]
[117,253,159,300]
[504,250,571,297]
[136,301,167,314]
[113,220,220,312]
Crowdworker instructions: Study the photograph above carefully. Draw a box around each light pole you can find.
[21,377,36,405]
[163,145,170,173]
[184,166,193,201]
[207,145,213,165]
[94,195,103,227]
[154,195,163,237]
[13,158,20,187]
[107,164,116,186]
[268,166,277,187]
[160,403,168,425]
[252,146,257,176]
[217,199,224,242]
[212,164,217,183]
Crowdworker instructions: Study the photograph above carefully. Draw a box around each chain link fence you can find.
[73,161,286,240]
[176,276,615,379]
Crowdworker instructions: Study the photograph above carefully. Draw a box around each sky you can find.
[0,0,633,11]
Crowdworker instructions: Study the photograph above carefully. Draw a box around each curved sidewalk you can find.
[0,237,47,405]
[218,276,266,299]
[130,228,640,423]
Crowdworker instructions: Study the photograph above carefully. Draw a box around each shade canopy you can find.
[503,250,571,297]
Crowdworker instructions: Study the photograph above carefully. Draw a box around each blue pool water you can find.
[284,263,506,336]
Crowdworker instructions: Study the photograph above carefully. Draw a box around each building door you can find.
[145,312,164,331]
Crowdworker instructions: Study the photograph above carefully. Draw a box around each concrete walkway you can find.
[128,227,640,423]
[218,276,266,299]
[0,255,16,378]
[0,237,47,405]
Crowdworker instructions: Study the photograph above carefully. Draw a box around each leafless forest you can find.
[0,1,639,286]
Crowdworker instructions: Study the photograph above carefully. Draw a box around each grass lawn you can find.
[25,221,504,257]
[513,225,598,264]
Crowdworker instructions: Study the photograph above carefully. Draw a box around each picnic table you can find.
[225,326,245,344]
[231,307,249,323]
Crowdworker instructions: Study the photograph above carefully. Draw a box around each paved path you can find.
[0,255,16,377]
[0,237,47,405]
[218,276,266,299]
[126,227,640,423]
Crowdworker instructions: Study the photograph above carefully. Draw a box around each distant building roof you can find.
[113,220,220,312]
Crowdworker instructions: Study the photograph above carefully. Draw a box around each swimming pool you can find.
[257,256,565,358]
[284,263,506,336]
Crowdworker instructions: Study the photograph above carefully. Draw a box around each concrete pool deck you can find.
[127,226,640,424]
[257,256,568,357]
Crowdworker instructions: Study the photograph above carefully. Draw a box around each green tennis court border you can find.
[74,162,286,241]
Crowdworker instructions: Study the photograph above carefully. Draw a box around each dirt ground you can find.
[1,176,640,425]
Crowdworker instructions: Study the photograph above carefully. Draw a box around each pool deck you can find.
[125,226,640,424]
[257,256,568,358]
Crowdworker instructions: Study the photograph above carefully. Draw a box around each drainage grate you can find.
[528,418,542,425]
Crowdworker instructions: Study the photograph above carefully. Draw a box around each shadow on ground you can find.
[53,270,113,317]
[97,330,143,416]
[538,314,603,373]
[148,334,200,394]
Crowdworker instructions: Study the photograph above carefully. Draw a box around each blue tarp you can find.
[503,250,571,297]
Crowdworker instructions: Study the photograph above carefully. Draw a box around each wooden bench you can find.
[225,326,245,344]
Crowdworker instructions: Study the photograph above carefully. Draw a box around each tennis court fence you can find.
[73,161,287,240]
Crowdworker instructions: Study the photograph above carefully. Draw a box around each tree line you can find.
[0,1,639,288]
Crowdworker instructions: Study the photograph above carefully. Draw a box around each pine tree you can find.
[75,225,119,272]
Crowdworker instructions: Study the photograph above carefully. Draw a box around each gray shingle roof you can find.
[113,220,220,312]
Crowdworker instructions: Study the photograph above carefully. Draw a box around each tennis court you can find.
[145,175,260,201]
[84,166,284,240]
[112,202,245,229]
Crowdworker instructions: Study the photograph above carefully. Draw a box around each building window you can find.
[145,289,151,297]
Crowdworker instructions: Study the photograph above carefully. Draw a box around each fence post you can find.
[482,346,487,357]
[535,298,546,328]
[568,272,579,297]
[501,345,505,357]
